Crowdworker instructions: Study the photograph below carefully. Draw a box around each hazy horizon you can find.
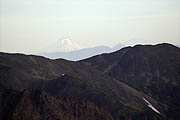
[0,0,180,53]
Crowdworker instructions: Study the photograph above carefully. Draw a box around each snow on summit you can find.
[43,38,82,53]
[61,38,82,52]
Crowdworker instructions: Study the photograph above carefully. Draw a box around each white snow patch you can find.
[142,97,161,115]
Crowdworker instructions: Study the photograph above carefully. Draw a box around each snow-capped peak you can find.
[61,38,82,52]
[42,38,82,53]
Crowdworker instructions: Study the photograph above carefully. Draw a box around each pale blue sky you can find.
[0,0,180,53]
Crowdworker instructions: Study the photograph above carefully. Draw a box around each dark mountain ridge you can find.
[0,51,164,120]
[81,43,180,120]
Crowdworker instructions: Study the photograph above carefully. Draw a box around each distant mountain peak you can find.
[43,38,82,53]
[60,38,82,52]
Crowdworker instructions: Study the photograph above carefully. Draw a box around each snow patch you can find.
[142,97,161,115]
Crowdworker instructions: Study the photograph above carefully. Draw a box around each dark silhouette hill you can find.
[0,52,164,120]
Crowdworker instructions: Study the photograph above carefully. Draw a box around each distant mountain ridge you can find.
[39,42,124,61]
[40,46,112,60]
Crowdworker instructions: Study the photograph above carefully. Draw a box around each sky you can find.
[0,0,180,53]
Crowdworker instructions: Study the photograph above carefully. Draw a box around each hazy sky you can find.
[0,0,180,53]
